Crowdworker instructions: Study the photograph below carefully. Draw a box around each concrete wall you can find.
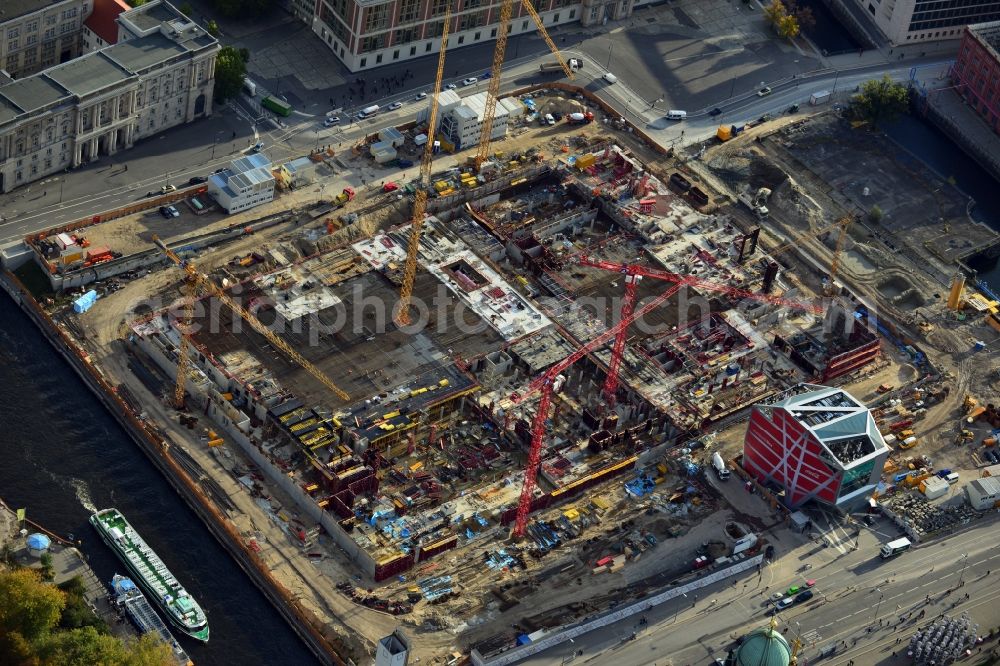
[471,554,765,665]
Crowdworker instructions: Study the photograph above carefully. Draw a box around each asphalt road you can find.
[520,512,1000,666]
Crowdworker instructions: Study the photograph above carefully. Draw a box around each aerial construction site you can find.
[5,27,1000,666]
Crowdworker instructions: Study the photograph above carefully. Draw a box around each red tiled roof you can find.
[84,0,132,47]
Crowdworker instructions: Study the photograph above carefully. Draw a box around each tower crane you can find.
[505,263,822,537]
[474,0,575,171]
[576,255,823,406]
[397,4,452,325]
[749,214,854,296]
[172,277,195,409]
[153,236,350,402]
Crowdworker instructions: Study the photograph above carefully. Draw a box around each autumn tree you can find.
[851,75,910,128]
[763,0,801,40]
[0,569,173,666]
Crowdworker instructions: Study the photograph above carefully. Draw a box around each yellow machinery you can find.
[397,4,451,325]
[153,236,350,402]
[173,277,195,409]
[947,272,966,310]
[474,0,575,171]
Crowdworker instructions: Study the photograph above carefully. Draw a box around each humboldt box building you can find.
[742,384,890,511]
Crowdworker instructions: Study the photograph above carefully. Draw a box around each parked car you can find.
[188,176,207,185]
[709,107,722,117]
[552,111,563,121]
[787,103,800,113]
[160,184,176,193]
[795,590,814,604]
[323,116,340,126]
[166,205,180,218]
[387,101,403,111]
[252,141,264,152]
[462,77,478,86]
[776,596,795,610]
[415,92,428,100]
[757,86,772,97]
[158,206,172,219]
[445,83,457,90]
[480,71,492,79]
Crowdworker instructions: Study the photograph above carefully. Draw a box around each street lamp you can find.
[607,41,614,69]
[958,553,970,587]
[674,593,687,622]
[832,70,841,94]
[872,588,884,624]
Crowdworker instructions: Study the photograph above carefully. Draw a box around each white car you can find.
[757,86,772,97]
[387,102,403,111]
[323,116,340,127]
[160,184,176,193]
[445,83,457,90]
[462,77,478,86]
[415,92,428,100]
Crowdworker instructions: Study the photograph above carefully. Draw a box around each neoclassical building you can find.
[0,0,218,192]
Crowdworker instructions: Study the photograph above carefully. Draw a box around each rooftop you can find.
[45,51,132,97]
[969,20,1000,55]
[0,75,68,116]
[104,32,188,73]
[0,0,69,22]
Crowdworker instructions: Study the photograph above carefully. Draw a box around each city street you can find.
[519,513,1000,665]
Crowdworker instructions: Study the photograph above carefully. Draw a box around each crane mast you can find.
[172,278,195,409]
[153,236,350,402]
[397,4,452,325]
[474,0,576,170]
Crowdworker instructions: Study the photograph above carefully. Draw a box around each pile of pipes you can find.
[907,613,979,664]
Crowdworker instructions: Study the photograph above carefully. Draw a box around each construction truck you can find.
[333,187,355,207]
[566,111,594,124]
[539,58,584,73]
[737,187,771,218]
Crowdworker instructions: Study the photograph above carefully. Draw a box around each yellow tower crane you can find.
[153,236,350,402]
[397,3,452,325]
[756,214,853,294]
[173,277,195,410]
[474,0,576,171]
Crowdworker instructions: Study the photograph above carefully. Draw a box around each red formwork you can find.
[374,553,414,582]
[415,535,459,563]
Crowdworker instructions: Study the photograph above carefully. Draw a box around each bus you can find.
[262,95,292,117]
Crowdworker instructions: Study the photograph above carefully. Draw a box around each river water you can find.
[0,294,318,665]
[882,114,1000,291]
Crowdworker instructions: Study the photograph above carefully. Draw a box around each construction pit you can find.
[12,103,1000,664]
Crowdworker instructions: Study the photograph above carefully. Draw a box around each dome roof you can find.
[734,625,791,666]
[26,533,51,550]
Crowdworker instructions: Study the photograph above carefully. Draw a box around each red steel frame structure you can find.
[507,259,823,537]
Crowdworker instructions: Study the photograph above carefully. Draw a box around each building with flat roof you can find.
[952,20,1000,135]
[208,153,275,214]
[0,0,89,79]
[0,0,218,192]
[854,0,1000,45]
[310,0,652,72]
[743,384,890,511]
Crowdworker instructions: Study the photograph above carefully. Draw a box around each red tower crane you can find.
[575,255,823,407]
[506,263,822,538]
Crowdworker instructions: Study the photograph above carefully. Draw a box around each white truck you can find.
[737,187,771,219]
[357,104,380,119]
[810,90,832,105]
[880,537,912,559]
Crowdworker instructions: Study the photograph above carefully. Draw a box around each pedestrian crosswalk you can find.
[799,629,821,645]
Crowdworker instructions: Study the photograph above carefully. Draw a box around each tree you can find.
[214,46,247,103]
[0,570,172,666]
[763,0,800,40]
[39,552,54,581]
[213,0,275,18]
[207,20,220,37]
[851,75,910,128]
[56,577,106,633]
[36,627,174,666]
[785,0,815,31]
[179,2,194,17]
[868,205,883,224]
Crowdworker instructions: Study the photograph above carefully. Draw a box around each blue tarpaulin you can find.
[72,290,98,313]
